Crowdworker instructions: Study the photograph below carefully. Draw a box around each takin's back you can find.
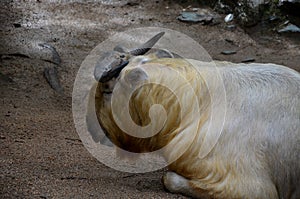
[192,60,300,199]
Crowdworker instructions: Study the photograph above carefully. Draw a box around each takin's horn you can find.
[99,59,129,83]
[129,32,165,55]
[94,32,165,83]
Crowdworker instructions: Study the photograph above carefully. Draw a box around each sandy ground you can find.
[0,1,299,198]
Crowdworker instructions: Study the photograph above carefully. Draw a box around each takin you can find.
[90,32,300,199]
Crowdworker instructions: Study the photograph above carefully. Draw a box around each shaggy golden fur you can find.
[94,55,300,199]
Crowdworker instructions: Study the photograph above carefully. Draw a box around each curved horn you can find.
[94,32,165,83]
[99,59,129,83]
[94,51,129,82]
[129,32,165,55]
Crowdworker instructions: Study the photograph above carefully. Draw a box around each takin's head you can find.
[93,32,169,152]
[93,33,209,156]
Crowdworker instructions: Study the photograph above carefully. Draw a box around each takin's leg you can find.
[162,171,279,199]
[162,171,209,199]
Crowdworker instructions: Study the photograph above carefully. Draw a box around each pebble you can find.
[221,50,237,55]
[226,24,236,31]
[224,14,234,23]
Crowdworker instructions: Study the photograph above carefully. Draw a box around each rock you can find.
[43,67,64,94]
[38,43,61,66]
[278,23,300,33]
[225,24,237,30]
[177,11,213,24]
[221,50,237,55]
[224,14,234,22]
[214,0,278,27]
[177,9,219,25]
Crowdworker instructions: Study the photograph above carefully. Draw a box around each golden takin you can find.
[90,32,300,199]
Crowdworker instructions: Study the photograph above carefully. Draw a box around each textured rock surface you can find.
[213,0,300,26]
[214,0,269,26]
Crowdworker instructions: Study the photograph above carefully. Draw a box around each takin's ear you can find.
[154,49,174,58]
[124,67,149,87]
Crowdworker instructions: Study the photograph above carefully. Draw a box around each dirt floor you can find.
[0,1,299,198]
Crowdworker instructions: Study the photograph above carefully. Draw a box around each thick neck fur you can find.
[95,58,212,159]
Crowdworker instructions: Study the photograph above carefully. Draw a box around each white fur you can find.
[95,57,300,198]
